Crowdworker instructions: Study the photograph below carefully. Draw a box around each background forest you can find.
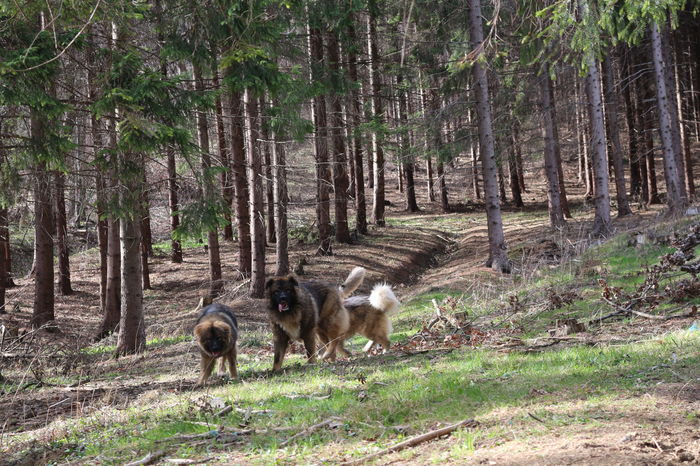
[1,0,700,464]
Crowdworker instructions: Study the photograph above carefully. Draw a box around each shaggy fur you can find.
[339,283,400,355]
[193,302,238,386]
[266,267,365,370]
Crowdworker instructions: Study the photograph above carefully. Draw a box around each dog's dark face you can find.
[266,276,299,313]
[195,321,231,357]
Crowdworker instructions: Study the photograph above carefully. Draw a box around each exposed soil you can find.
[2,160,699,464]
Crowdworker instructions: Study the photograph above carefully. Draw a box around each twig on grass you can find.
[164,458,213,465]
[341,419,478,465]
[124,450,166,466]
[279,417,342,447]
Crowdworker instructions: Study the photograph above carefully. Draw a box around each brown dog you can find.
[193,301,238,386]
[266,267,365,370]
[339,283,400,355]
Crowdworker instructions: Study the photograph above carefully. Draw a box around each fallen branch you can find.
[341,419,478,465]
[279,417,342,447]
[215,405,232,417]
[125,450,166,466]
[164,458,213,465]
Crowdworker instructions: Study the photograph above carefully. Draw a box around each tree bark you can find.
[602,55,633,217]
[308,21,333,254]
[116,208,145,355]
[54,171,73,295]
[346,16,368,234]
[578,0,612,237]
[0,125,7,313]
[398,76,418,212]
[467,108,480,200]
[651,21,687,214]
[326,29,351,243]
[212,64,235,242]
[367,0,385,226]
[622,48,644,201]
[272,125,289,276]
[229,90,252,277]
[259,95,276,244]
[139,167,151,291]
[543,70,571,218]
[469,0,509,272]
[673,35,695,197]
[244,89,266,298]
[30,110,55,329]
[509,120,524,208]
[194,62,223,297]
[540,70,566,228]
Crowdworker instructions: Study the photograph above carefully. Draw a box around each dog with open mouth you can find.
[265,267,365,370]
[193,300,238,386]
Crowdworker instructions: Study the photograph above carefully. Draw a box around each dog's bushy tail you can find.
[369,284,400,315]
[339,266,366,298]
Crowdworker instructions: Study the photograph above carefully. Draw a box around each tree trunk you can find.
[602,55,633,217]
[194,63,223,297]
[539,68,566,227]
[0,128,7,313]
[30,110,55,329]
[244,89,266,298]
[166,147,183,262]
[116,210,145,355]
[54,171,73,295]
[229,90,252,277]
[259,95,276,244]
[398,77,419,212]
[578,0,612,237]
[139,175,153,258]
[651,21,686,213]
[543,71,571,218]
[326,29,351,243]
[469,0,509,272]
[139,167,151,291]
[467,108,481,200]
[212,65,235,242]
[308,22,333,254]
[346,16,368,234]
[583,59,613,236]
[622,48,644,200]
[509,121,524,208]
[0,206,6,314]
[498,159,507,203]
[272,125,289,276]
[367,0,385,226]
[673,36,695,197]
[96,174,108,309]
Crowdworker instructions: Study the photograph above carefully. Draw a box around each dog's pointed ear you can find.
[265,278,274,289]
[287,275,298,286]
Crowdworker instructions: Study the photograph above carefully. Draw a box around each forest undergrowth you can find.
[1,206,700,465]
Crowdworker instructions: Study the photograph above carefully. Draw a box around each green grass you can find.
[152,237,209,255]
[47,330,699,464]
[80,335,193,355]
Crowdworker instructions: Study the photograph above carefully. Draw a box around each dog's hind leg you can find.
[302,330,317,364]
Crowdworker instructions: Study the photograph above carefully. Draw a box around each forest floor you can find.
[1,174,700,465]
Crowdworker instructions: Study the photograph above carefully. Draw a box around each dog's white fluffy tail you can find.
[339,266,366,298]
[369,284,400,315]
